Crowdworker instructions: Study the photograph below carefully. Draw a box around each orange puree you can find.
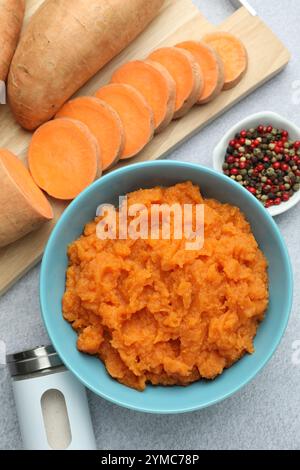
[62,182,269,391]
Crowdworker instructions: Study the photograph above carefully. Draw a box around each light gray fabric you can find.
[1,0,299,450]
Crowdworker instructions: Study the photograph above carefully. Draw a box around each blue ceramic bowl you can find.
[40,161,293,414]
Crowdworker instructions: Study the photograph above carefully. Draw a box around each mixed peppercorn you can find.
[222,125,300,208]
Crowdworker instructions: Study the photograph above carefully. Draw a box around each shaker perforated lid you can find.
[7,345,63,377]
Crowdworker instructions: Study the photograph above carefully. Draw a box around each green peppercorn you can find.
[293,183,300,192]
[240,156,246,162]
[261,195,268,202]
[223,163,229,170]
[245,139,251,146]
[261,176,267,183]
[285,183,291,190]
[271,128,278,135]
[236,175,243,181]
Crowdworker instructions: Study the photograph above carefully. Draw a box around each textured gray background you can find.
[0,0,300,450]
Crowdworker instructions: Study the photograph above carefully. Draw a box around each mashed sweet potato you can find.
[62,182,269,391]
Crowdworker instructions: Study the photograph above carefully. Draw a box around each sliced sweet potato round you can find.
[176,40,225,104]
[111,59,176,133]
[202,32,248,90]
[148,46,203,118]
[28,118,101,200]
[56,97,124,171]
[95,83,154,159]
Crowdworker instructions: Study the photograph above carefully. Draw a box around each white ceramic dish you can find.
[213,111,300,217]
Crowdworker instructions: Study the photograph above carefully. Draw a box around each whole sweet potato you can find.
[8,0,164,130]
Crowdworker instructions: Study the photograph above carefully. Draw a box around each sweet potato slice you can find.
[148,47,203,118]
[202,32,248,90]
[56,97,124,171]
[111,60,176,133]
[176,41,224,104]
[28,119,101,201]
[95,84,154,159]
[0,149,53,248]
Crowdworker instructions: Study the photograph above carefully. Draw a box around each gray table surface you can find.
[1,0,300,451]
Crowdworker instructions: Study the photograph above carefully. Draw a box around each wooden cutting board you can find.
[0,0,290,296]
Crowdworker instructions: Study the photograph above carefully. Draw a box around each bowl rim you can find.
[40,160,294,414]
[213,111,300,217]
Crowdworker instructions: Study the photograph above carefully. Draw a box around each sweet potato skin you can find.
[0,0,25,82]
[8,0,164,130]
